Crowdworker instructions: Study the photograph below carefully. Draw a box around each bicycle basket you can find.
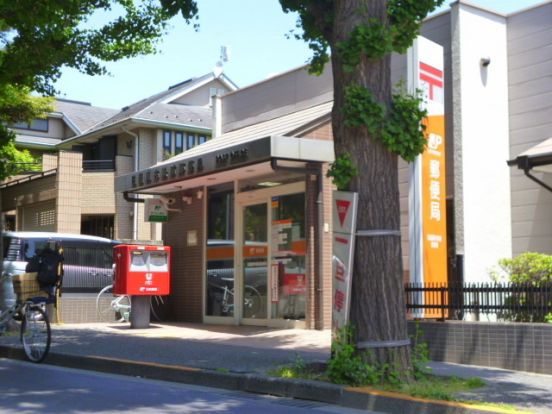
[12,273,49,302]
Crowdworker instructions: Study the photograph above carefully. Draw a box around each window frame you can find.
[175,131,184,154]
[187,133,196,150]
[163,130,172,158]
[12,118,49,132]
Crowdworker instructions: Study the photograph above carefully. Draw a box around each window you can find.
[81,215,115,239]
[175,132,184,154]
[163,130,172,159]
[198,135,207,145]
[12,118,49,132]
[187,133,196,150]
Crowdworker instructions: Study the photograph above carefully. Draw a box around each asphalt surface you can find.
[2,322,552,414]
[0,359,377,414]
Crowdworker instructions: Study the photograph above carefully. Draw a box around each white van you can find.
[1,231,118,310]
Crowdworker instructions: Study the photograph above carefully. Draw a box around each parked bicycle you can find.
[95,285,167,322]
[0,295,51,362]
[208,275,263,318]
[0,242,63,363]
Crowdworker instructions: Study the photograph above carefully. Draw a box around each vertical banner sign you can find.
[408,37,448,318]
[332,191,358,334]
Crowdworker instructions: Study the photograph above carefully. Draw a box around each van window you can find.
[3,237,23,261]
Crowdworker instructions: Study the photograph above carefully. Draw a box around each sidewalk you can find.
[2,322,551,414]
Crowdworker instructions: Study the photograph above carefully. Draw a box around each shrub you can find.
[491,252,552,284]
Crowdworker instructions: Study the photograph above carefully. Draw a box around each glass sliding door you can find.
[205,186,235,317]
[270,193,306,320]
[242,203,268,319]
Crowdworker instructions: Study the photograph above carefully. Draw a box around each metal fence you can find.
[405,282,552,322]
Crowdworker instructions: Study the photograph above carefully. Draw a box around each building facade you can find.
[2,1,551,328]
[1,72,237,242]
[116,1,552,329]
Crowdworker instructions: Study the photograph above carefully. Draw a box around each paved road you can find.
[0,359,381,414]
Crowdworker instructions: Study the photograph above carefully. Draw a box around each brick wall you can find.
[320,164,334,329]
[409,321,552,374]
[81,172,116,214]
[163,188,205,322]
[2,176,56,212]
[301,122,334,329]
[115,156,134,240]
[305,172,318,329]
[55,151,82,234]
[42,153,58,171]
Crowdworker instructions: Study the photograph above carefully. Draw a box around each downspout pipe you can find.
[124,192,145,203]
[271,158,325,329]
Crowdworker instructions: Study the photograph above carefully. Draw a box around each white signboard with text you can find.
[144,199,168,223]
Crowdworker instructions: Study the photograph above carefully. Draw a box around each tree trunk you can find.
[330,0,412,375]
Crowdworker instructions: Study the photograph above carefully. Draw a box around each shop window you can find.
[198,135,207,145]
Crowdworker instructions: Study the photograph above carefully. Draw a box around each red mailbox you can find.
[113,244,171,296]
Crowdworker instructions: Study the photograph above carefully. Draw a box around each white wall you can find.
[507,2,552,256]
[453,3,512,282]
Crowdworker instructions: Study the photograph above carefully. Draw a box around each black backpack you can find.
[36,247,62,289]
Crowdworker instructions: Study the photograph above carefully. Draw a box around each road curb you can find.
[0,345,527,414]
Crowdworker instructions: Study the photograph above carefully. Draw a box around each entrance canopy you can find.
[115,134,334,195]
[508,137,552,193]
[508,137,552,174]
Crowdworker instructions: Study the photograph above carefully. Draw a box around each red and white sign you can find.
[332,191,358,333]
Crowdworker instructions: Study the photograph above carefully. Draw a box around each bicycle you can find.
[95,285,167,322]
[0,288,53,363]
[209,276,263,318]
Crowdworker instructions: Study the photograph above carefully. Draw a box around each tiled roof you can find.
[83,75,212,133]
[136,103,212,129]
[54,100,118,133]
[15,134,60,148]
[157,101,333,166]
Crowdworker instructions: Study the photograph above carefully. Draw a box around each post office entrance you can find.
[205,181,306,328]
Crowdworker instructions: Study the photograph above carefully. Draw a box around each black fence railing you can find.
[82,159,115,172]
[405,282,552,322]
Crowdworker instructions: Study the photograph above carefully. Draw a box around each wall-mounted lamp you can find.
[480,57,491,67]
[182,195,193,205]
[126,139,133,149]
[196,190,203,200]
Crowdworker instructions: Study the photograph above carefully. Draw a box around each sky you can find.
[53,0,546,110]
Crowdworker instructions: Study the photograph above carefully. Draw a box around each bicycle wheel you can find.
[150,295,168,322]
[20,304,51,363]
[113,295,131,322]
[96,285,118,322]
[242,285,262,318]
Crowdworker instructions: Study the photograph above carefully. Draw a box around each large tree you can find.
[0,0,195,261]
[0,0,198,180]
[276,0,444,376]
[1,0,443,376]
